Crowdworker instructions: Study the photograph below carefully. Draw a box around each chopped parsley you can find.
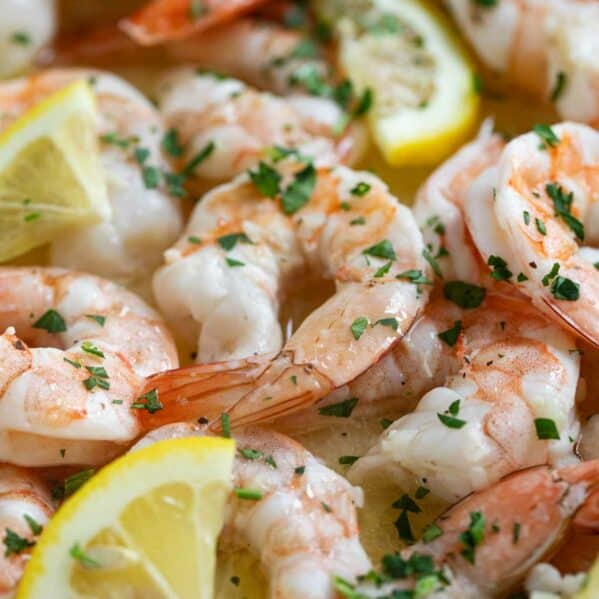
[64,469,95,498]
[438,399,466,429]
[551,276,579,301]
[338,455,359,465]
[318,397,359,418]
[248,161,281,198]
[533,124,560,148]
[33,309,66,333]
[374,317,399,331]
[3,529,34,556]
[422,523,443,543]
[81,341,104,358]
[422,248,443,278]
[363,239,396,261]
[487,255,513,281]
[350,182,371,196]
[350,317,369,340]
[183,140,215,176]
[374,261,392,278]
[438,320,462,347]
[546,182,584,241]
[70,543,101,568]
[460,511,485,564]
[350,216,366,226]
[542,262,560,286]
[281,163,316,214]
[225,257,245,268]
[550,71,567,102]
[161,128,183,157]
[534,418,560,440]
[380,417,393,430]
[394,509,415,544]
[83,366,110,391]
[396,269,432,285]
[85,314,106,326]
[523,211,531,225]
[294,465,305,475]
[443,281,486,309]
[217,232,252,251]
[142,166,162,189]
[535,218,547,235]
[24,514,42,536]
[234,488,263,501]
[131,388,162,413]
[10,31,31,45]
[221,413,231,438]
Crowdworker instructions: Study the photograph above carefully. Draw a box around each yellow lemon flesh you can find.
[319,0,480,166]
[0,79,110,262]
[574,556,599,599]
[17,437,235,599]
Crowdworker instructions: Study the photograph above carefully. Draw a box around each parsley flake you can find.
[318,397,359,418]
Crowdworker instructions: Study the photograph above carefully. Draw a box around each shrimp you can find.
[0,267,178,467]
[348,292,580,503]
[346,460,599,598]
[445,0,599,126]
[0,0,56,78]
[156,69,367,185]
[133,424,372,598]
[0,465,53,599]
[464,122,599,348]
[145,158,429,429]
[412,120,505,285]
[0,69,183,295]
[120,0,271,45]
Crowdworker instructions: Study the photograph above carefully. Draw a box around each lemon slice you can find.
[17,437,235,599]
[0,79,110,262]
[574,557,599,599]
[318,0,480,166]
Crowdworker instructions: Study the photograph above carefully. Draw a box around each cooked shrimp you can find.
[120,0,270,45]
[413,120,505,285]
[349,292,580,502]
[146,159,429,428]
[156,69,367,184]
[0,465,53,599]
[154,157,427,362]
[0,0,56,78]
[133,424,372,598]
[0,267,178,467]
[446,0,599,126]
[465,122,599,348]
[348,460,599,598]
[0,69,183,295]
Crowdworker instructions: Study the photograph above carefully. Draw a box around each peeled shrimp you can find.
[465,122,599,348]
[349,292,580,502]
[145,159,429,429]
[446,0,599,126]
[133,424,371,598]
[0,465,53,599]
[0,0,56,78]
[0,267,178,467]
[0,69,182,294]
[413,120,505,285]
[350,460,599,598]
[156,69,366,183]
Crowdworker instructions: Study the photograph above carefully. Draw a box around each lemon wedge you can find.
[574,557,599,599]
[319,0,480,166]
[0,79,110,262]
[17,437,235,599]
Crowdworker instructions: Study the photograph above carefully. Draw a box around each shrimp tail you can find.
[139,354,275,429]
[120,0,271,45]
[559,460,599,533]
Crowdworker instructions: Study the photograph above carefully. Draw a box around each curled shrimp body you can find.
[0,465,53,598]
[465,122,599,348]
[147,159,429,429]
[352,460,599,598]
[134,424,371,598]
[0,267,178,467]
[413,121,505,285]
[157,69,366,184]
[0,69,183,294]
[349,293,580,503]
[446,0,599,126]
[0,0,56,78]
